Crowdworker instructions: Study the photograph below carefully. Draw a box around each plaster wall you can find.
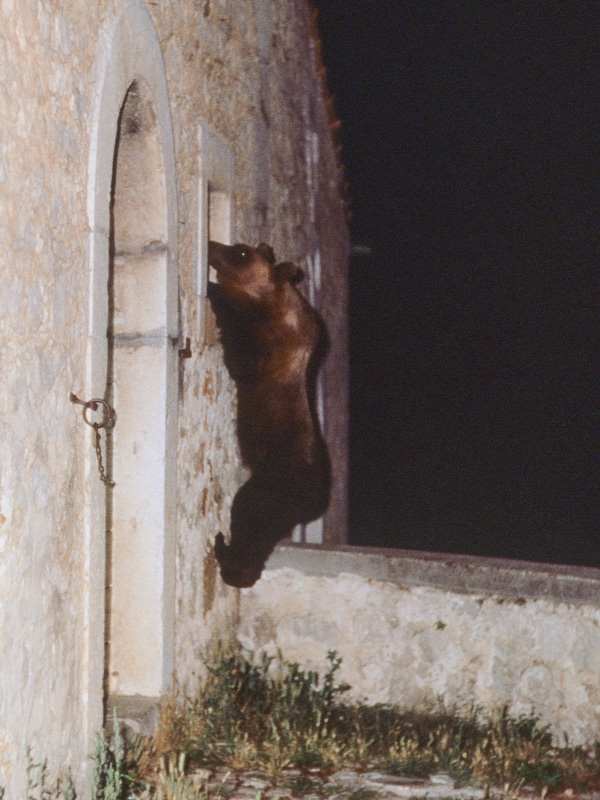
[239,545,600,747]
[0,0,349,794]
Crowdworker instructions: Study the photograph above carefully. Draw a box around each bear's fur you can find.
[207,241,331,587]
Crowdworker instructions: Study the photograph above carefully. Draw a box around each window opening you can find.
[291,248,326,545]
[204,186,232,344]
[197,125,234,344]
[293,131,325,545]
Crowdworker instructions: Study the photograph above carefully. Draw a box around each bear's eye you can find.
[232,245,252,264]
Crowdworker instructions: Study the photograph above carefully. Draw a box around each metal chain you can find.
[92,423,115,487]
[70,393,115,487]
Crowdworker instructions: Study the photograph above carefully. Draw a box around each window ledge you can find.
[266,542,600,606]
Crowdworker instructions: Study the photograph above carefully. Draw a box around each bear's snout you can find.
[208,240,229,274]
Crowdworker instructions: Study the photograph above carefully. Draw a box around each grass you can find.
[132,649,600,796]
[4,650,600,799]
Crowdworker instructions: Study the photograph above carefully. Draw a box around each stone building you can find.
[8,1,600,791]
[0,0,349,793]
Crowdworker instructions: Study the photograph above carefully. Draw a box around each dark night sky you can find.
[313,1,600,567]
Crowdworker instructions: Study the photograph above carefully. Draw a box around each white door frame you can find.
[84,0,178,750]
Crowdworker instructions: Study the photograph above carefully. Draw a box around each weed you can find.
[517,760,561,788]
[91,712,149,800]
[160,649,351,775]
[24,748,75,800]
[142,648,600,794]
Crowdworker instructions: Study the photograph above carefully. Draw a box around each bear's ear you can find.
[274,261,305,285]
[256,242,276,264]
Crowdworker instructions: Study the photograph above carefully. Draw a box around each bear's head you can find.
[208,241,304,299]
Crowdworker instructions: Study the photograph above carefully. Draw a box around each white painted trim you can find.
[197,123,234,339]
[85,0,178,755]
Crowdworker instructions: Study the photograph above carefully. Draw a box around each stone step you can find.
[191,766,598,800]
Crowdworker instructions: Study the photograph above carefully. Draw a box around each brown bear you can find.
[207,240,331,588]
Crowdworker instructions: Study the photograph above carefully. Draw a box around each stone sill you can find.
[266,543,600,607]
[106,694,160,736]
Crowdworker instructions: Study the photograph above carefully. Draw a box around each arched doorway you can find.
[85,1,178,742]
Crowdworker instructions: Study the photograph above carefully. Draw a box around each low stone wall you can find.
[237,544,600,746]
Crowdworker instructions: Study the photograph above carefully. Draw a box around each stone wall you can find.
[239,544,600,746]
[0,0,349,794]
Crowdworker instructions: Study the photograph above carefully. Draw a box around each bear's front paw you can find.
[214,531,229,562]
